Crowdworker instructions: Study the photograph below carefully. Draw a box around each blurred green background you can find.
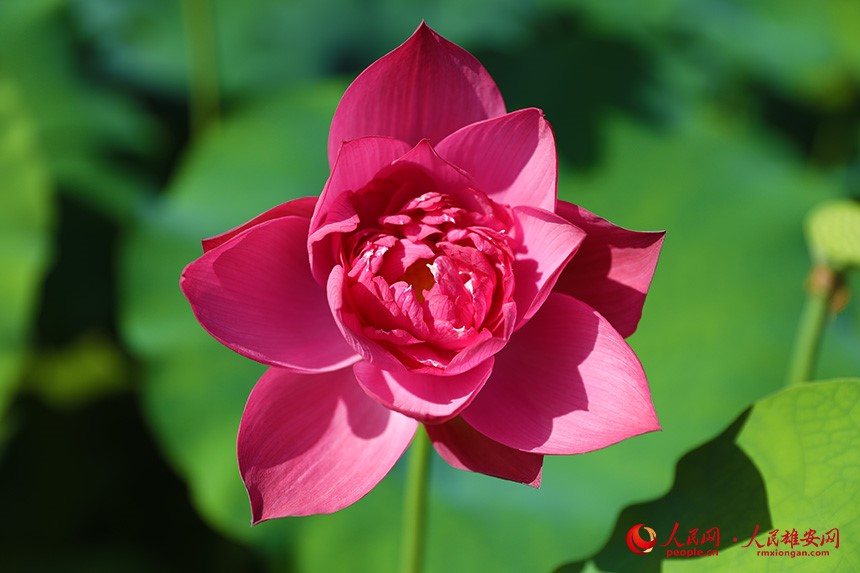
[1,0,858,571]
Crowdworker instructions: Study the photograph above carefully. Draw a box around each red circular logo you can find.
[626,524,657,554]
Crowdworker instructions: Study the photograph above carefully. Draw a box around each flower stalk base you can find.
[786,264,842,386]
[400,429,432,573]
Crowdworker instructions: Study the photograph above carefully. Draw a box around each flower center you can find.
[401,258,435,302]
[341,185,516,370]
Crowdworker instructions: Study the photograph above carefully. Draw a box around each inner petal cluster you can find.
[340,172,516,370]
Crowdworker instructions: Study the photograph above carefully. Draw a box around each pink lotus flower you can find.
[181,23,664,523]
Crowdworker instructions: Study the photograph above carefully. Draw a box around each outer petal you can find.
[353,358,494,423]
[461,293,659,455]
[436,108,557,211]
[512,206,586,326]
[238,367,418,521]
[181,216,360,372]
[426,417,543,487]
[202,196,317,252]
[309,136,412,284]
[554,202,665,338]
[327,22,506,167]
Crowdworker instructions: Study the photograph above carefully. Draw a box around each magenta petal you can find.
[436,108,556,211]
[309,136,412,284]
[353,358,494,423]
[327,264,404,371]
[512,206,586,326]
[444,301,517,373]
[181,216,360,372]
[327,22,506,167]
[313,137,413,229]
[426,417,543,487]
[391,139,476,195]
[461,293,659,455]
[238,367,418,520]
[554,202,665,338]
[202,196,318,252]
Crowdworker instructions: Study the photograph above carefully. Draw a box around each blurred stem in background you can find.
[786,265,842,386]
[789,198,860,386]
[182,0,221,136]
[400,429,432,573]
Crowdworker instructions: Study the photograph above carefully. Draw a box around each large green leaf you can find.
[664,379,860,572]
[0,77,53,418]
[554,411,771,573]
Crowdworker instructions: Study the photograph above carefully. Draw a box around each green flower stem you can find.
[182,0,221,136]
[400,428,432,573]
[786,264,840,386]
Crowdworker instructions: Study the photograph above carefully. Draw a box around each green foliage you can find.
[70,0,534,100]
[556,411,770,572]
[0,0,155,221]
[665,379,860,572]
[551,0,860,104]
[0,77,53,419]
[23,334,129,409]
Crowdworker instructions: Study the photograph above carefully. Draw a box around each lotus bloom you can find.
[181,23,664,522]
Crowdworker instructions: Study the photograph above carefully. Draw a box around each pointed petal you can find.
[309,136,412,284]
[461,293,659,455]
[238,367,418,521]
[554,202,665,338]
[512,206,586,326]
[181,216,360,372]
[436,108,556,211]
[312,137,413,232]
[354,358,494,423]
[328,22,506,167]
[426,417,543,486]
[202,196,318,252]
[391,139,478,197]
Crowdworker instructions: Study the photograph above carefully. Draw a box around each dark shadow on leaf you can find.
[553,409,771,572]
